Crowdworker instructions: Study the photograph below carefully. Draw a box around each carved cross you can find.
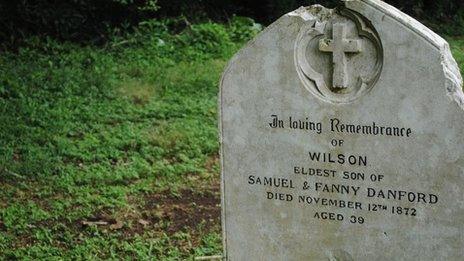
[319,23,363,89]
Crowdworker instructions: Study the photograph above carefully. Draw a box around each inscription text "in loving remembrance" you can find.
[269,115,413,137]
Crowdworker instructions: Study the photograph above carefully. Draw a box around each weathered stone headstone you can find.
[219,0,463,260]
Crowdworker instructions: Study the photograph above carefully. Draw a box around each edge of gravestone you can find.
[343,0,464,108]
[218,9,290,260]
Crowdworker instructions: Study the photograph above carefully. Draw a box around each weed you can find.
[0,18,259,259]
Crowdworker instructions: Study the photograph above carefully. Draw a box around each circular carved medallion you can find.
[295,7,383,103]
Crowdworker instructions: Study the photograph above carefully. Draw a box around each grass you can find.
[0,18,462,259]
[0,17,260,259]
[449,36,464,76]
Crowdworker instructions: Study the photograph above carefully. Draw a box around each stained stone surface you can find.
[219,0,464,260]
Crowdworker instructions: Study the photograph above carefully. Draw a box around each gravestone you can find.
[219,0,464,260]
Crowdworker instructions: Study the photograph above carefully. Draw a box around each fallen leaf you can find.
[110,220,124,230]
[138,219,150,226]
[82,220,108,226]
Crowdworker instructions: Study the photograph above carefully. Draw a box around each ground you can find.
[0,20,462,259]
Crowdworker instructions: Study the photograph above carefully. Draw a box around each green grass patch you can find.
[0,17,259,259]
[449,37,464,76]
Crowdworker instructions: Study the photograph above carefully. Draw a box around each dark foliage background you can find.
[0,0,463,49]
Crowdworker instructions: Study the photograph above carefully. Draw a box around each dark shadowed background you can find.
[1,0,463,49]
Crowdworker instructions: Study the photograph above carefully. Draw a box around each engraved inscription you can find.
[256,114,440,225]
